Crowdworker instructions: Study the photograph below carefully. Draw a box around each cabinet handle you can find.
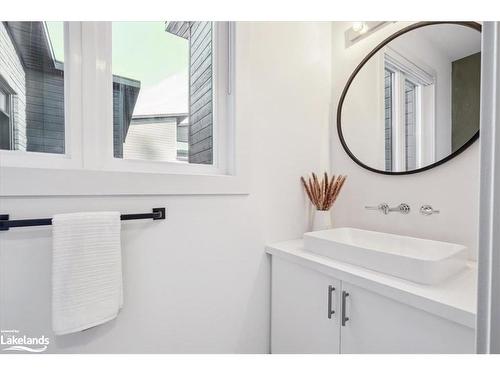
[328,285,335,319]
[341,291,350,326]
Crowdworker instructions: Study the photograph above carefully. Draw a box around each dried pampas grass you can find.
[301,172,347,211]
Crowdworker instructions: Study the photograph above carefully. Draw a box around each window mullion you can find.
[80,21,113,170]
[64,22,84,167]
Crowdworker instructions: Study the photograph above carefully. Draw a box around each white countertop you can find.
[266,239,477,329]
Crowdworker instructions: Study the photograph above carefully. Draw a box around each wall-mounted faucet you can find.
[365,203,410,215]
[365,203,390,214]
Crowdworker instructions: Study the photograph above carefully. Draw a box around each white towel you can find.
[52,212,122,335]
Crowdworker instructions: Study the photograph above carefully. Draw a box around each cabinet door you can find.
[340,281,475,354]
[271,257,341,353]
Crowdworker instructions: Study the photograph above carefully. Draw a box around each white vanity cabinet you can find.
[270,254,475,354]
[271,257,341,353]
[339,281,474,353]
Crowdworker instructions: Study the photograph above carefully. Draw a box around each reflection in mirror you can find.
[340,23,481,174]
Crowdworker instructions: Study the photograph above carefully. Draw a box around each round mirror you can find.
[337,22,481,175]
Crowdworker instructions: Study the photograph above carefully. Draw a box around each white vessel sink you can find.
[303,228,468,284]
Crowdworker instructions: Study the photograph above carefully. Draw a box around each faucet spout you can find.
[364,203,390,215]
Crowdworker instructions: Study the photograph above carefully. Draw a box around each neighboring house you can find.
[123,113,188,162]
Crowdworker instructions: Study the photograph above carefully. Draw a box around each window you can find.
[383,49,435,172]
[111,21,215,165]
[0,21,66,154]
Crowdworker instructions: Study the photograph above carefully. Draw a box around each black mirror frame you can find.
[336,21,482,175]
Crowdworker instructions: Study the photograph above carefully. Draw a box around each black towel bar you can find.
[0,207,165,231]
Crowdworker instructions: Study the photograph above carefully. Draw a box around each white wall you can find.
[342,53,385,170]
[0,22,331,353]
[330,22,480,259]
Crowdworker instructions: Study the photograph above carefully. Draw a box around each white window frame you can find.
[382,47,436,171]
[0,83,14,149]
[0,22,246,197]
[82,22,233,175]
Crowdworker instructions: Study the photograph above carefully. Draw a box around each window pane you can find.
[0,112,10,149]
[384,68,393,172]
[112,21,214,165]
[0,89,7,113]
[0,21,65,153]
[405,80,417,170]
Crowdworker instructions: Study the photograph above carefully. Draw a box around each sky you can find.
[46,22,64,61]
[111,21,188,87]
[46,21,190,115]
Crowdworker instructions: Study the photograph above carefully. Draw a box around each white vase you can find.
[312,209,332,231]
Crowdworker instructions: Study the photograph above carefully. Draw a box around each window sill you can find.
[0,166,249,197]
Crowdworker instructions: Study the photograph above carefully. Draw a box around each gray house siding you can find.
[2,21,64,154]
[24,68,137,156]
[0,22,27,150]
[25,67,65,153]
[188,21,213,164]
[113,86,125,158]
[166,21,214,165]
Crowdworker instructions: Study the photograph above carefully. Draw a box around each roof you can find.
[165,22,191,39]
[131,113,188,123]
[4,21,59,72]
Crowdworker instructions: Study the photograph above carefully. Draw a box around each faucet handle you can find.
[365,203,390,215]
[420,205,440,216]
